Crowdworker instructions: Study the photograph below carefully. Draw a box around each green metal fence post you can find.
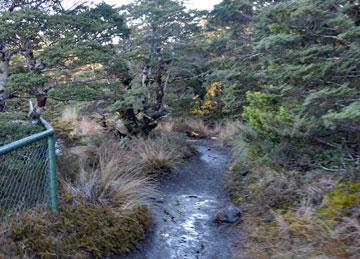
[48,133,59,214]
[40,118,59,213]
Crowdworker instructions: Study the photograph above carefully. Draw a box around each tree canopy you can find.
[1,0,360,165]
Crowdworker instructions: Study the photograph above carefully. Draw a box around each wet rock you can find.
[213,206,242,224]
[188,195,198,198]
[150,197,164,204]
[163,209,176,223]
[242,170,251,177]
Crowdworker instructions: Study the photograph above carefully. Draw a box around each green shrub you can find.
[320,182,360,219]
[242,91,293,134]
[0,120,43,145]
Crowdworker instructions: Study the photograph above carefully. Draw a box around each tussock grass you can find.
[76,117,104,136]
[229,163,360,258]
[1,112,195,258]
[54,107,104,144]
[211,119,242,145]
[64,139,157,212]
[243,204,359,259]
[227,122,360,258]
[129,132,195,174]
[61,106,78,123]
[0,136,160,258]
[58,131,192,212]
[157,117,241,145]
[157,117,209,137]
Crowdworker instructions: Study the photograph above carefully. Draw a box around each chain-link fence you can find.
[0,119,58,218]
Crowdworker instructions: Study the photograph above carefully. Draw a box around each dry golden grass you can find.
[61,131,193,210]
[242,206,355,259]
[61,106,79,123]
[63,140,157,213]
[1,136,159,257]
[129,133,194,174]
[156,117,209,137]
[156,118,177,133]
[183,117,210,136]
[76,117,104,136]
[211,119,242,145]
[157,117,242,145]
[53,107,105,144]
[338,211,360,258]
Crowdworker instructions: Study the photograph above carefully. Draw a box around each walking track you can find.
[129,139,243,259]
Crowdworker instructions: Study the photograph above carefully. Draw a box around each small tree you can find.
[113,0,201,135]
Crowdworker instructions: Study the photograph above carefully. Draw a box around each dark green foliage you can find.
[0,1,129,113]
[205,0,264,117]
[6,73,50,93]
[253,0,360,169]
[213,0,360,171]
[0,120,42,145]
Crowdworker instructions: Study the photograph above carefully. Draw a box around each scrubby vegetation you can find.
[211,0,360,257]
[0,109,195,256]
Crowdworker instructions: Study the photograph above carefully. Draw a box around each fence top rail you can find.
[0,118,55,156]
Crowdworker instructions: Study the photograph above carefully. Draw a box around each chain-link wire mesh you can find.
[0,138,51,217]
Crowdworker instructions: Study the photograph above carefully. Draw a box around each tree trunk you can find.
[154,45,165,111]
[23,40,48,119]
[0,44,10,112]
[141,54,152,112]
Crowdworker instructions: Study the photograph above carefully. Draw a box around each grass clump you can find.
[52,106,104,145]
[157,117,241,145]
[63,139,157,212]
[130,132,196,175]
[229,163,360,258]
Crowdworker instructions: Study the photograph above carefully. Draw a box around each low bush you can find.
[0,119,43,145]
[1,206,150,258]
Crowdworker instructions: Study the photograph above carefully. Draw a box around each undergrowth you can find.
[0,108,199,258]
[0,133,156,258]
[228,126,360,258]
[1,110,198,257]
